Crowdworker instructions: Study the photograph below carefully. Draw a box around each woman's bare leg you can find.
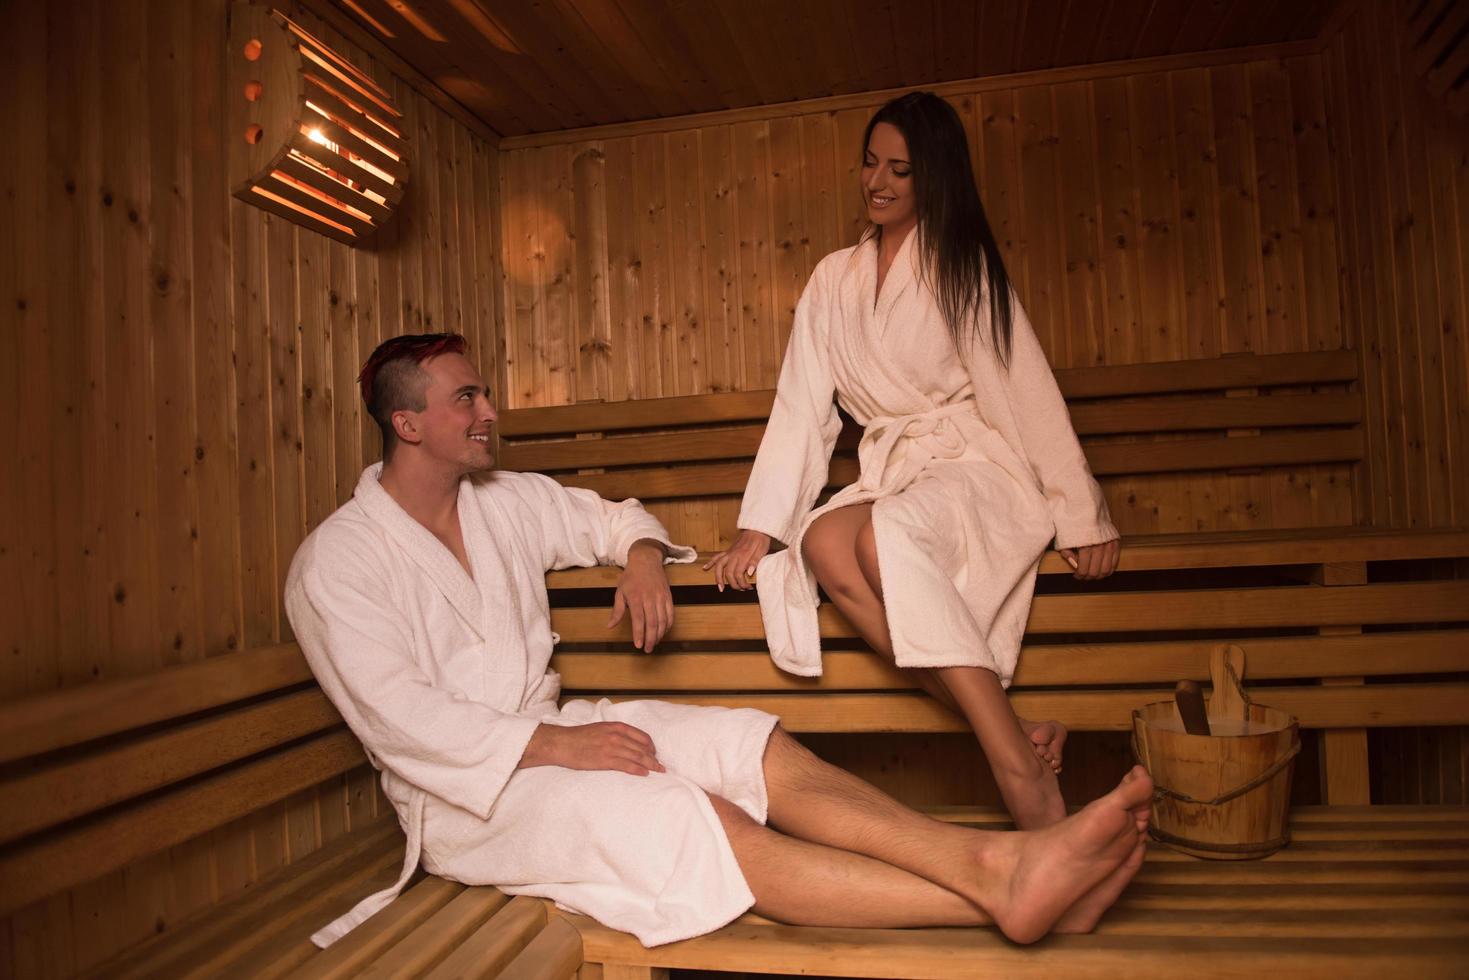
[803,505,1065,829]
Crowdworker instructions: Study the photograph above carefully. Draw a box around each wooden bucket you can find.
[1132,646,1301,860]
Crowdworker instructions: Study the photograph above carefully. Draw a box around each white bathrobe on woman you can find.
[286,465,778,948]
[740,232,1118,685]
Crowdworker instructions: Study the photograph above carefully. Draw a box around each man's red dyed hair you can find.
[358,333,468,458]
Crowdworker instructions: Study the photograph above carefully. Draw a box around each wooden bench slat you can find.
[543,528,1469,587]
[1069,392,1362,433]
[496,916,583,980]
[192,860,406,980]
[501,423,769,472]
[0,730,369,919]
[88,819,401,980]
[351,887,511,980]
[0,688,344,846]
[1085,428,1363,475]
[499,351,1360,440]
[498,390,779,437]
[1115,882,1469,911]
[1087,905,1469,939]
[550,581,1469,642]
[1134,859,1469,886]
[421,895,549,980]
[571,919,1463,980]
[283,876,466,980]
[553,629,1469,690]
[549,428,1364,500]
[503,394,1363,474]
[1053,349,1359,398]
[617,683,1469,732]
[0,642,310,764]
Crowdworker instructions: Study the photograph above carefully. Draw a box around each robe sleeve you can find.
[286,540,542,820]
[507,472,697,571]
[994,295,1120,550]
[737,264,843,546]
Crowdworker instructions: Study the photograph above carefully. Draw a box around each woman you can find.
[705,92,1120,830]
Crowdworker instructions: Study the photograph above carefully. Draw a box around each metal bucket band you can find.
[1131,734,1302,807]
[1149,823,1291,855]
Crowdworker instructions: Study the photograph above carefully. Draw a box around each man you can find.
[287,332,1153,950]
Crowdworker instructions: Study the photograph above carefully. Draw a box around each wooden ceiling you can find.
[325,0,1342,136]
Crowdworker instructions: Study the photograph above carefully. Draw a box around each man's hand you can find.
[519,721,665,776]
[609,539,674,652]
[1059,537,1121,580]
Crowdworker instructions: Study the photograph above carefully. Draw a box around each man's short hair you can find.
[358,333,467,458]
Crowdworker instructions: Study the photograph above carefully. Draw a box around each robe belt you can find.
[311,787,424,947]
[857,401,977,494]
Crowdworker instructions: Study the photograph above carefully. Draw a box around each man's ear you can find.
[391,410,422,446]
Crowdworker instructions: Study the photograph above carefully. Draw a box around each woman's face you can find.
[861,122,917,233]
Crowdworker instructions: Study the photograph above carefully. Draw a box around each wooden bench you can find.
[10,651,1461,978]
[500,350,1469,806]
[7,348,1466,975]
[0,651,582,980]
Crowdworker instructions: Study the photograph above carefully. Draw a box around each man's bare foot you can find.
[977,765,1154,944]
[1020,718,1066,773]
[1052,838,1147,934]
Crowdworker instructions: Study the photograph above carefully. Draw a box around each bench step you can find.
[89,806,1467,979]
[564,805,1469,980]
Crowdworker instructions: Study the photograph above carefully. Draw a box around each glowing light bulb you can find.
[308,128,331,147]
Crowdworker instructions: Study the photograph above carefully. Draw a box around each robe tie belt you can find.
[858,401,978,494]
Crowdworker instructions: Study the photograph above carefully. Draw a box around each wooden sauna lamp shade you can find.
[228,2,408,245]
[1405,0,1469,117]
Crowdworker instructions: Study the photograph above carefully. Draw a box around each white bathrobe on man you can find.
[286,464,779,948]
[741,231,1118,686]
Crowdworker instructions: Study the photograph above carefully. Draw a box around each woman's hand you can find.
[703,529,773,592]
[1059,537,1120,581]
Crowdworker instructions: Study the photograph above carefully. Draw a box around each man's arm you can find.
[607,538,675,652]
[287,552,541,819]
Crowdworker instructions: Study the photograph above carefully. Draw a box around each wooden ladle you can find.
[1209,643,1249,723]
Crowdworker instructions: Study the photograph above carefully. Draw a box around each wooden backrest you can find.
[0,646,361,919]
[543,528,1469,734]
[497,350,1362,502]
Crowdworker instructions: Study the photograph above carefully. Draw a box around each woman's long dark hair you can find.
[862,91,1015,366]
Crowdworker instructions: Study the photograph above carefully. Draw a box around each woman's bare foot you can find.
[995,745,1066,831]
[1020,718,1067,773]
[976,765,1154,944]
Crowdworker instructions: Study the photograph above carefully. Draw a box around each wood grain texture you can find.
[496,48,1360,546]
[0,1,501,974]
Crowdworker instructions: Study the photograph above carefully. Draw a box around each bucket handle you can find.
[1131,734,1301,806]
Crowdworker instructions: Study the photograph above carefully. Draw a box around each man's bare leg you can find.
[724,727,1152,943]
[803,505,1066,829]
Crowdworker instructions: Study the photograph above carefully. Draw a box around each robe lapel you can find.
[354,464,487,640]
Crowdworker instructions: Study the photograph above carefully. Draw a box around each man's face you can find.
[403,352,497,473]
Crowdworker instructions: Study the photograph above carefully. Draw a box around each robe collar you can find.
[354,463,487,639]
[872,226,921,321]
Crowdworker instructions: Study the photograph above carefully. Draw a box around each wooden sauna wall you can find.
[1323,0,1469,806]
[495,42,1354,549]
[1324,0,1469,531]
[0,0,503,974]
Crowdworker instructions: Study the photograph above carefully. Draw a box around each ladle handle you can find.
[1175,680,1212,736]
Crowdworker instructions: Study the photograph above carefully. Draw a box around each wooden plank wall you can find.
[495,44,1356,551]
[1323,0,1469,806]
[1324,0,1469,530]
[0,0,503,974]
